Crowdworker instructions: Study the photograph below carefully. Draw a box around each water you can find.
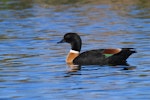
[0,0,150,100]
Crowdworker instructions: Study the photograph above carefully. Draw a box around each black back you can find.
[73,48,136,65]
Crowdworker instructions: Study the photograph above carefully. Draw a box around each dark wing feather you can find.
[73,48,136,65]
[73,49,107,65]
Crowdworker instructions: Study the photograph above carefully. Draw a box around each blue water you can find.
[0,0,150,100]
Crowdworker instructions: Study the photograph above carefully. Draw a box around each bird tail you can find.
[107,48,136,65]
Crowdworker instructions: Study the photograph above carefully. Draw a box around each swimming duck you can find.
[58,33,136,65]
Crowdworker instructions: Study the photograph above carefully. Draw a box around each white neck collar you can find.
[70,50,79,54]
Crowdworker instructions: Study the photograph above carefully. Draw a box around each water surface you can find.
[0,0,150,100]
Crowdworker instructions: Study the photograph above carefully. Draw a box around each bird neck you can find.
[71,39,82,52]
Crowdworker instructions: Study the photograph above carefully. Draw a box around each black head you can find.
[58,33,82,52]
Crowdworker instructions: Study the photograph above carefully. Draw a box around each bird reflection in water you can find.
[66,62,136,72]
[66,62,81,72]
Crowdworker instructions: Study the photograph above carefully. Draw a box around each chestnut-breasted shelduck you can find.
[58,33,136,65]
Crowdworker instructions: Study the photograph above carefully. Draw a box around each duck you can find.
[58,33,136,66]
